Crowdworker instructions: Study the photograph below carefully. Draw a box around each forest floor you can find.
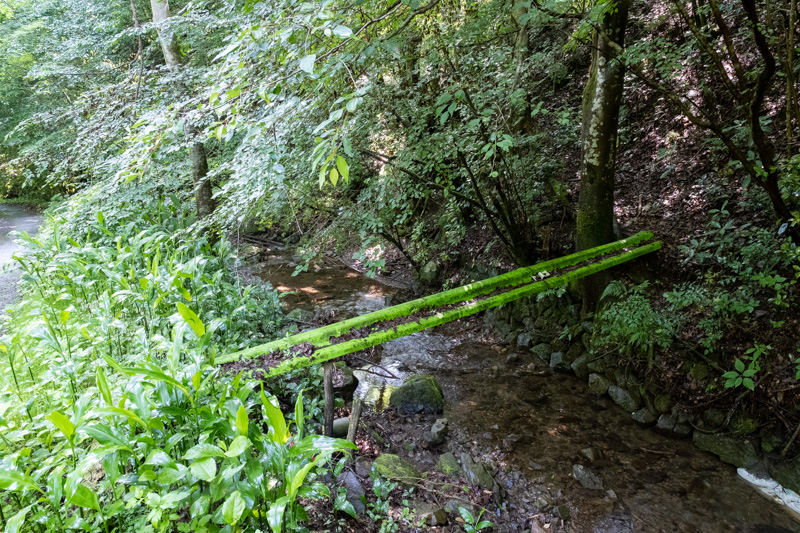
[0,204,41,310]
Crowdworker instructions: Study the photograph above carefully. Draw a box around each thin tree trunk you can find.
[150,0,181,67]
[576,0,631,313]
[323,362,334,437]
[190,138,215,219]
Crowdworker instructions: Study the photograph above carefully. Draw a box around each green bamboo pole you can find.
[218,231,655,364]
[219,241,661,376]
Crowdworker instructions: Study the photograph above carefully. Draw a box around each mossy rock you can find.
[438,452,462,477]
[374,454,421,485]
[693,432,759,468]
[390,375,444,414]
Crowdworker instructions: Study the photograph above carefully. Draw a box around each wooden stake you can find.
[346,398,362,443]
[324,362,334,437]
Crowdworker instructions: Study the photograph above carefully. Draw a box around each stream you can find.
[254,249,800,533]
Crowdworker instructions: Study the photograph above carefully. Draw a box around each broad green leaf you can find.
[69,483,101,511]
[330,167,339,186]
[334,488,357,518]
[6,505,33,533]
[122,365,192,404]
[235,404,249,435]
[261,386,287,443]
[93,407,148,431]
[47,411,75,441]
[289,462,316,499]
[735,359,745,372]
[185,443,226,460]
[96,367,112,405]
[336,156,349,184]
[225,435,250,458]
[267,496,289,533]
[0,468,44,493]
[222,490,246,526]
[332,25,352,38]
[190,457,217,482]
[176,302,205,338]
[299,54,316,74]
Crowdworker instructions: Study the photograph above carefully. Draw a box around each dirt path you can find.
[0,204,43,310]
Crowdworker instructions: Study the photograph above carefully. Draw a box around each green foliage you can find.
[458,506,493,533]
[596,281,675,360]
[722,342,768,391]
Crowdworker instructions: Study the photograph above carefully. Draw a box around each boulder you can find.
[460,453,494,488]
[570,353,590,380]
[608,386,640,412]
[438,452,462,477]
[530,343,552,362]
[390,375,444,414]
[374,454,421,485]
[767,457,800,494]
[693,432,759,469]
[588,373,612,395]
[572,464,603,490]
[549,352,569,371]
[336,471,366,515]
[354,457,373,478]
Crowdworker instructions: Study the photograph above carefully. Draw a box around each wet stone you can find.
[549,351,569,371]
[588,373,612,395]
[655,413,693,438]
[517,332,533,348]
[570,353,590,380]
[608,385,640,412]
[460,453,495,488]
[581,447,602,462]
[506,352,520,364]
[693,432,759,469]
[556,504,571,521]
[631,407,657,427]
[572,464,604,490]
[354,457,372,478]
[530,343,553,363]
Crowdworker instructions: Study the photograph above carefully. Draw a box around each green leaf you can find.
[332,25,352,38]
[236,404,249,435]
[122,366,193,404]
[190,457,217,482]
[96,367,112,405]
[0,468,44,494]
[93,406,148,431]
[734,359,745,372]
[336,156,349,184]
[268,496,289,533]
[435,93,452,106]
[743,378,755,390]
[223,490,246,526]
[334,488,357,518]
[299,54,316,74]
[176,302,205,337]
[47,411,75,441]
[225,435,251,458]
[262,386,287,443]
[185,443,226,460]
[6,505,33,533]
[69,483,101,512]
[329,167,339,186]
[294,390,304,440]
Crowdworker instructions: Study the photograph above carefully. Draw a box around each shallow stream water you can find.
[254,250,800,533]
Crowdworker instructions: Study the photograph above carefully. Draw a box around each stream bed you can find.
[253,249,800,533]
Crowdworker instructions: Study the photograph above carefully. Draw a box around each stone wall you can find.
[483,291,800,494]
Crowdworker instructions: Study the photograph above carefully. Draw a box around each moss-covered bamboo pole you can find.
[219,241,660,376]
[218,231,655,365]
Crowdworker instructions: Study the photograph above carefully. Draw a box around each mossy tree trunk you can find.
[576,0,631,314]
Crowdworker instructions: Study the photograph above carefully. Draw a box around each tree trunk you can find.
[576,0,631,313]
[190,138,215,219]
[150,0,181,67]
